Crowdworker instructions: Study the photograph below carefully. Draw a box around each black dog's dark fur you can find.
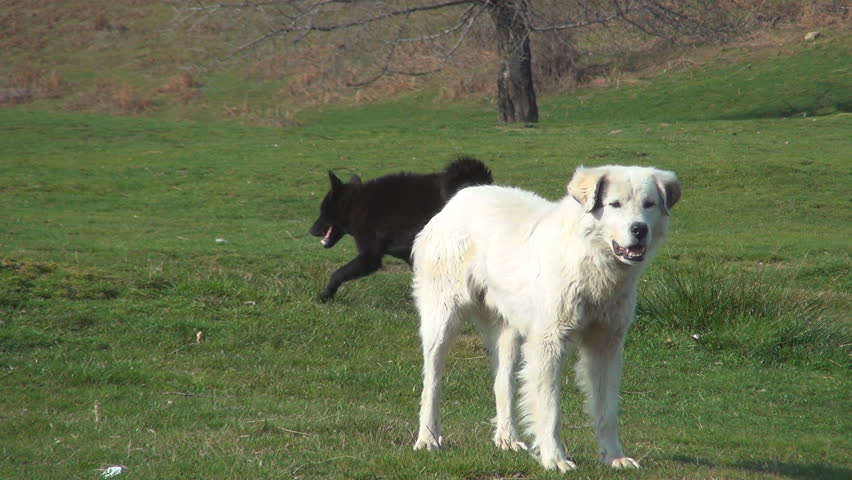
[309,156,493,300]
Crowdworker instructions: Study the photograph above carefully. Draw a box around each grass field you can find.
[1,32,850,480]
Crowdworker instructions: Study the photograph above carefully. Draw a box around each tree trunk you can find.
[487,0,538,124]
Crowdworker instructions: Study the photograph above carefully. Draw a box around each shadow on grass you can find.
[735,460,852,480]
[718,96,852,120]
[674,455,852,480]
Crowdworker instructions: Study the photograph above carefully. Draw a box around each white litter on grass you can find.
[100,465,126,478]
[691,333,701,341]
[215,238,228,244]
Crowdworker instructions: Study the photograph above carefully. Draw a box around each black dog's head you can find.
[309,171,361,249]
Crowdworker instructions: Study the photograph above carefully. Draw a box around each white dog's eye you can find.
[608,201,622,208]
[643,200,656,209]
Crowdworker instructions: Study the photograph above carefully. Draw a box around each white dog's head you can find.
[568,165,680,266]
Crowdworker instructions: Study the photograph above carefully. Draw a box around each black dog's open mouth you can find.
[321,226,333,246]
[612,240,646,262]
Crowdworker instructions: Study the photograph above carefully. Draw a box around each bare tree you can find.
[488,1,537,123]
[173,0,729,123]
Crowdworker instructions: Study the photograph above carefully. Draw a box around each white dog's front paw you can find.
[495,438,528,452]
[609,456,641,469]
[493,429,527,452]
[413,434,444,451]
[540,456,577,473]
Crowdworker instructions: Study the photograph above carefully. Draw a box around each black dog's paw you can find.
[318,290,335,303]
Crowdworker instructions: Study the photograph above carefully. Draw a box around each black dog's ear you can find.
[567,166,608,212]
[328,171,344,190]
[348,175,362,186]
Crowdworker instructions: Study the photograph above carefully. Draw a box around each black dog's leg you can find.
[320,254,383,301]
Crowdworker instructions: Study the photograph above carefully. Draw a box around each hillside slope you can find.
[2,0,849,125]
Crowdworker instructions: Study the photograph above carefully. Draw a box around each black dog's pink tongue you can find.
[321,226,333,246]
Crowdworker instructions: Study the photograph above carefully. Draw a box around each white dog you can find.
[411,165,680,472]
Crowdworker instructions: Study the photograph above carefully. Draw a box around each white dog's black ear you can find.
[328,171,344,190]
[653,170,681,215]
[568,166,607,212]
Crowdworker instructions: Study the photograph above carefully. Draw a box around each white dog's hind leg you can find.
[476,314,526,452]
[575,332,640,469]
[519,333,576,472]
[414,303,461,451]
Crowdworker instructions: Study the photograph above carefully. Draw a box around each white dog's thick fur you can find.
[411,165,680,472]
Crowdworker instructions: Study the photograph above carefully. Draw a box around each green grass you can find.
[1,33,851,479]
[638,263,848,369]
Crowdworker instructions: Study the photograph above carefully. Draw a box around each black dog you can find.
[309,156,493,300]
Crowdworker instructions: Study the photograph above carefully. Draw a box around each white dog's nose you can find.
[630,222,648,241]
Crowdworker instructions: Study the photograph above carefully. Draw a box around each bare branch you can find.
[170,0,732,124]
[345,3,486,85]
[530,11,623,32]
[308,1,472,32]
[528,0,644,32]
[216,0,477,32]
[347,11,412,87]
[395,3,484,75]
[395,4,479,43]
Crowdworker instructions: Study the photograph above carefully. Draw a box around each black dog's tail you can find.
[443,156,493,196]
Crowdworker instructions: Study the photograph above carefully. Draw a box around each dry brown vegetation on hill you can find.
[1,0,848,124]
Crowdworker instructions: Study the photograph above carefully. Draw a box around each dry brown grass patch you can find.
[437,76,493,102]
[1,65,66,105]
[91,11,127,33]
[435,48,497,101]
[222,99,299,128]
[727,0,852,28]
[799,0,852,26]
[155,72,203,104]
[70,80,154,115]
[248,55,289,80]
[192,21,227,35]
[111,83,153,113]
[352,76,420,104]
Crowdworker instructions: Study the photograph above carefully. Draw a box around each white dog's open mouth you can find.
[612,240,646,262]
[321,227,333,246]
